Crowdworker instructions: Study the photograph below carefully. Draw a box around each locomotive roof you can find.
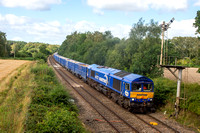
[89,64,120,75]
[89,64,153,83]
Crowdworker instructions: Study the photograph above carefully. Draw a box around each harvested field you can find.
[0,60,33,132]
[164,67,200,84]
[0,59,30,81]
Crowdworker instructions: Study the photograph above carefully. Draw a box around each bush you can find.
[31,64,55,78]
[153,78,200,116]
[187,94,200,115]
[36,108,84,133]
[25,104,49,130]
[25,63,85,132]
[153,78,176,107]
[32,52,47,61]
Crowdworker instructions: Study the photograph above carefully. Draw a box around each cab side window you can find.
[132,84,142,91]
[143,84,152,91]
[125,83,130,91]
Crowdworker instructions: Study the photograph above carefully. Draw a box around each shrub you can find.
[153,78,200,116]
[25,63,85,132]
[32,52,47,61]
[31,64,55,78]
[36,108,84,133]
[153,78,176,107]
[186,94,200,115]
[25,104,49,130]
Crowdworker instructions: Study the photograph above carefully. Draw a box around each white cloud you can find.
[4,14,30,25]
[0,13,132,44]
[107,24,131,39]
[87,0,188,14]
[74,21,97,32]
[0,0,61,10]
[12,36,23,41]
[194,0,200,6]
[0,14,63,44]
[0,13,197,44]
[93,9,104,15]
[167,19,197,38]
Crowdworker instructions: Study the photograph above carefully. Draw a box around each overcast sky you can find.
[0,0,199,44]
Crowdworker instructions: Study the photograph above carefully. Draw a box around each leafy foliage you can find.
[59,19,162,77]
[0,31,11,57]
[59,31,119,65]
[187,94,200,115]
[169,37,200,67]
[25,63,85,132]
[153,78,177,107]
[153,77,200,116]
[193,10,200,35]
[4,40,60,61]
[36,108,83,133]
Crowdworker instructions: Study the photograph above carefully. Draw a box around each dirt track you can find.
[0,59,30,81]
[164,67,200,84]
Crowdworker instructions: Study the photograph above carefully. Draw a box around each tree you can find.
[11,43,19,58]
[0,31,9,57]
[193,10,200,35]
[170,37,200,66]
[39,44,50,55]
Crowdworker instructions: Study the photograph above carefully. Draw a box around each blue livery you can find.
[53,53,155,111]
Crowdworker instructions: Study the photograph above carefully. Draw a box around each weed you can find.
[154,77,200,131]
[0,62,33,133]
[25,63,85,132]
[0,89,9,104]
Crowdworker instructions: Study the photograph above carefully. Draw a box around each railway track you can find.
[133,114,179,133]
[49,55,139,133]
[49,55,180,133]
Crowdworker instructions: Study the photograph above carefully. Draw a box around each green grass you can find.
[153,77,200,131]
[0,62,34,133]
[25,63,86,132]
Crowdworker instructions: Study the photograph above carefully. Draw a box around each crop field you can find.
[164,68,200,84]
[0,59,33,132]
[0,59,30,81]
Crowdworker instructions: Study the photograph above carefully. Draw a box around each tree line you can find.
[0,34,59,61]
[58,18,200,77]
[0,31,10,57]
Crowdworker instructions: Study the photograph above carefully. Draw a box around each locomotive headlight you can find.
[132,98,135,101]
[148,98,153,101]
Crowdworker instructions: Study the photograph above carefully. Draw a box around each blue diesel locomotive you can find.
[53,53,155,112]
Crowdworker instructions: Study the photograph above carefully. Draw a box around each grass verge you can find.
[0,62,33,133]
[153,77,200,132]
[24,62,86,132]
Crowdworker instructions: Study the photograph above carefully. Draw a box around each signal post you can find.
[159,18,186,117]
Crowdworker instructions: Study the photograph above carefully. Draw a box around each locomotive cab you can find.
[130,81,154,109]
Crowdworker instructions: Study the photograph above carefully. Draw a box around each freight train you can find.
[53,53,155,112]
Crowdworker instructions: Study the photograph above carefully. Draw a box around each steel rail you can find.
[50,55,180,133]
[49,56,139,133]
[147,114,179,133]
